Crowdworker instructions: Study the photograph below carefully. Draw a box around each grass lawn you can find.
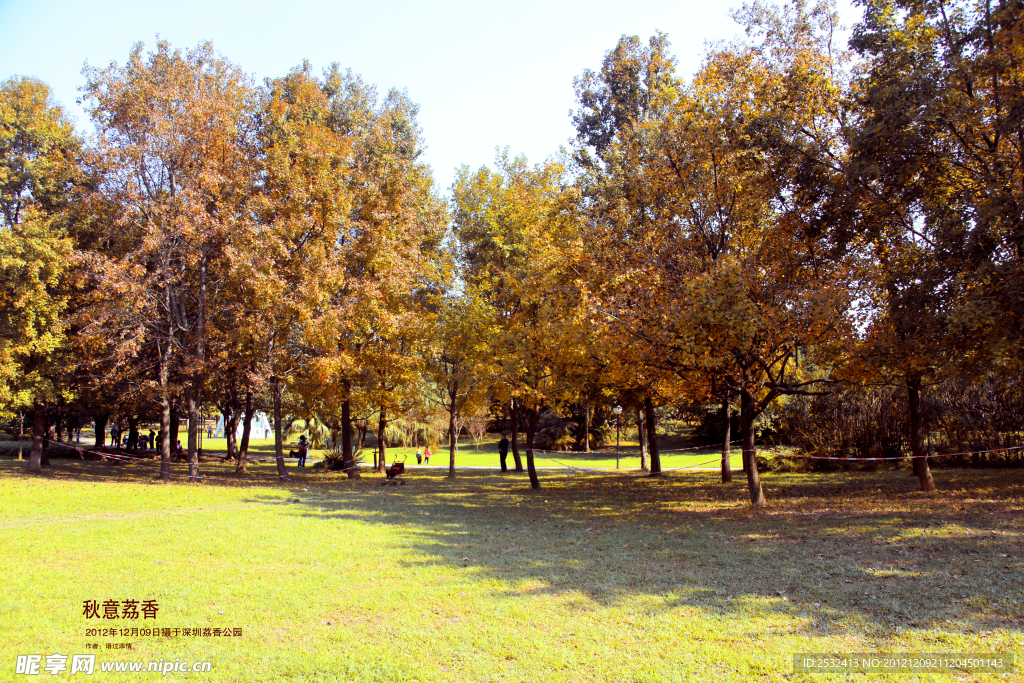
[361,438,734,472]
[1,455,1022,682]
[33,428,735,471]
[39,432,737,472]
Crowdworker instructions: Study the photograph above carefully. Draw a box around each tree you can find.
[578,2,854,505]
[572,32,680,174]
[425,286,496,478]
[454,152,585,489]
[252,64,444,478]
[81,40,256,480]
[843,0,1024,490]
[850,0,1023,372]
[0,76,81,471]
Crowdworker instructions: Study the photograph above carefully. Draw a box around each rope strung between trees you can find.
[742,445,1024,461]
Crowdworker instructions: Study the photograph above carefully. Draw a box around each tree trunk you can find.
[27,402,46,471]
[908,378,936,492]
[448,381,458,479]
[191,249,207,480]
[721,391,733,483]
[93,413,108,449]
[17,409,24,461]
[169,406,180,460]
[340,392,358,478]
[127,416,139,453]
[186,373,202,481]
[226,407,241,462]
[377,406,387,473]
[226,403,241,462]
[158,344,173,478]
[637,409,648,471]
[237,390,253,474]
[271,375,289,479]
[583,404,591,453]
[524,405,541,490]
[510,399,523,472]
[644,397,661,476]
[159,393,171,481]
[42,414,51,467]
[740,390,767,506]
[16,409,25,462]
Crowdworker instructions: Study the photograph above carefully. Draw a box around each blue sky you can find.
[0,0,861,192]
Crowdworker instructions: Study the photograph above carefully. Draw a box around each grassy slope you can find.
[1,459,1021,682]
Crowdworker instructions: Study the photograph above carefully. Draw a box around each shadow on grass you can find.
[6,455,1024,643]
[271,468,1024,642]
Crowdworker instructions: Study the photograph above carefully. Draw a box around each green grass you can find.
[355,439,733,471]
[2,433,735,472]
[1,457,1022,682]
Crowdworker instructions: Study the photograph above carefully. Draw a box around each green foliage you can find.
[0,77,80,414]
[315,442,365,471]
[848,0,1024,373]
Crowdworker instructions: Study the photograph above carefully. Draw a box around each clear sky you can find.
[0,0,861,193]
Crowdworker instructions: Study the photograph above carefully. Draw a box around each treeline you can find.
[1,0,1021,506]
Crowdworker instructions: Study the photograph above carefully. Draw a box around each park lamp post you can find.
[613,405,623,469]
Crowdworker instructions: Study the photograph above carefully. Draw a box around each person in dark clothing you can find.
[297,435,308,467]
[498,433,510,472]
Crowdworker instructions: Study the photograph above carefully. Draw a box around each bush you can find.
[532,407,611,451]
[765,373,1024,469]
[313,444,366,472]
[772,387,908,465]
[928,374,1024,467]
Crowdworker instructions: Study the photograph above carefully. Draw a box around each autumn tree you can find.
[578,2,854,505]
[80,40,256,480]
[425,286,497,479]
[248,64,444,478]
[454,152,584,489]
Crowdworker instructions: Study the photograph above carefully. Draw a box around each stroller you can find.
[382,455,407,486]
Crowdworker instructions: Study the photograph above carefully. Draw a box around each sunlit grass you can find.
[1,458,1021,682]
[2,434,737,473]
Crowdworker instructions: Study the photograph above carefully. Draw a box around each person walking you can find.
[297,435,308,467]
[415,447,423,465]
[498,433,510,472]
[423,446,431,465]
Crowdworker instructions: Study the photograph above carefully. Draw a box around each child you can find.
[416,447,423,464]
[423,446,431,465]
